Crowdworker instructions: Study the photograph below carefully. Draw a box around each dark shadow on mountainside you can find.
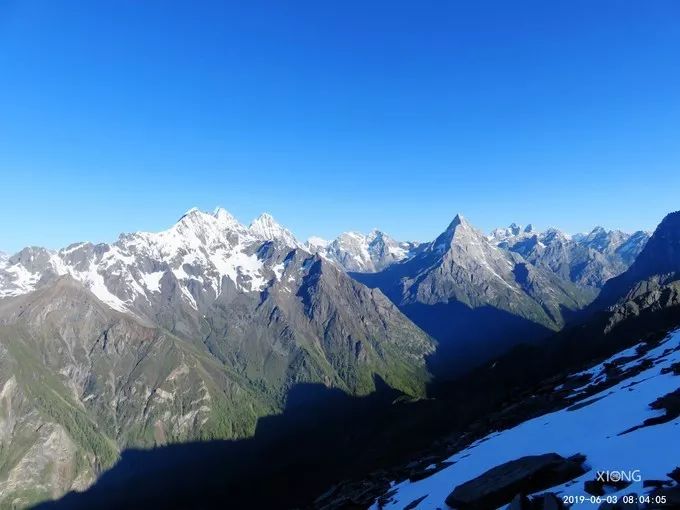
[401,302,553,378]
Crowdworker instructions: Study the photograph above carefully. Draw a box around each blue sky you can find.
[1,1,679,252]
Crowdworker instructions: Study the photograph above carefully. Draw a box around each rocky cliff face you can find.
[489,223,650,288]
[593,211,680,311]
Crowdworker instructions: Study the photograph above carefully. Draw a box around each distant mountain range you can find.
[304,221,649,286]
[305,230,420,273]
[0,208,666,508]
[489,222,650,288]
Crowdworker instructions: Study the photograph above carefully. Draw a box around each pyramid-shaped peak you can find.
[250,212,290,234]
[446,213,470,231]
[431,214,481,251]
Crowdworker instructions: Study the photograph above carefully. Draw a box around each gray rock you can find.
[445,452,586,509]
[490,223,650,289]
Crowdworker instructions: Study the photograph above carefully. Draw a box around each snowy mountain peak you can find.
[249,213,299,247]
[178,206,241,228]
[366,228,384,242]
[212,206,240,226]
[489,223,535,244]
[428,215,490,257]
[1,207,305,309]
[179,206,201,220]
[443,214,471,235]
[542,227,571,241]
[310,229,419,273]
[442,214,474,240]
[177,206,220,227]
[306,236,330,250]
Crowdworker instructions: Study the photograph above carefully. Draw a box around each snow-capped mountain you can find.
[0,207,434,507]
[306,229,419,273]
[248,211,300,248]
[355,215,594,372]
[0,207,300,311]
[305,236,330,251]
[489,223,650,288]
[488,222,536,246]
[1,208,674,509]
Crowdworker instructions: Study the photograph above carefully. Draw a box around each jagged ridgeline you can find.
[0,208,433,508]
[0,207,654,507]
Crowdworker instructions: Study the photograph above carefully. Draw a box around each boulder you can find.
[445,453,586,509]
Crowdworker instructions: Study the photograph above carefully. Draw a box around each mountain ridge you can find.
[0,208,435,508]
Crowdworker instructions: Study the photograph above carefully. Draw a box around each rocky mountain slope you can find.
[0,209,434,508]
[355,215,595,372]
[490,223,650,288]
[366,327,680,509]
[593,211,680,313]
[306,230,420,273]
[0,209,669,509]
[313,212,680,510]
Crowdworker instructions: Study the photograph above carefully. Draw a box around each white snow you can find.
[0,208,287,313]
[272,262,285,281]
[211,248,267,292]
[306,236,330,250]
[372,329,680,510]
[75,262,130,314]
[0,264,42,297]
[142,271,165,293]
[249,213,299,247]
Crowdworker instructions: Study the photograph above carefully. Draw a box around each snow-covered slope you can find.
[372,328,680,509]
[0,207,300,313]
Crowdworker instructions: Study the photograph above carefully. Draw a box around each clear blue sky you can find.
[1,1,679,252]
